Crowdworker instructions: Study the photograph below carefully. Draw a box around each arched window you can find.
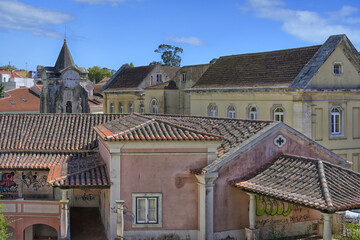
[249,106,258,120]
[129,103,134,114]
[66,101,72,113]
[330,106,343,135]
[150,99,158,114]
[139,103,145,113]
[109,103,114,113]
[208,104,217,117]
[119,103,124,113]
[274,107,284,122]
[226,105,236,118]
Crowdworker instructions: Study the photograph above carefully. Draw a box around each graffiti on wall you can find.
[256,195,293,216]
[22,171,48,191]
[0,172,17,193]
[75,189,95,202]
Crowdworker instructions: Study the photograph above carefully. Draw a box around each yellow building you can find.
[187,34,360,169]
[101,64,179,114]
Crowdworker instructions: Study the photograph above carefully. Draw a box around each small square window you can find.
[132,193,162,228]
[333,63,343,75]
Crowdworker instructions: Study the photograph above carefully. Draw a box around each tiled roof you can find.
[0,114,123,151]
[0,88,40,112]
[0,70,25,79]
[48,154,109,188]
[231,154,360,212]
[94,114,224,141]
[0,152,90,170]
[144,114,272,157]
[54,39,75,72]
[105,65,156,90]
[192,45,321,89]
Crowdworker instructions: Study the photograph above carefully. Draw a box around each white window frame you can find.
[208,104,217,117]
[132,193,162,228]
[247,104,258,120]
[330,105,344,136]
[273,107,284,122]
[226,105,236,118]
[156,74,163,83]
[333,62,343,76]
[150,99,158,114]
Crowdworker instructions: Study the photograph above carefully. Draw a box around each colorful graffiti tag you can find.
[22,171,48,191]
[0,172,17,193]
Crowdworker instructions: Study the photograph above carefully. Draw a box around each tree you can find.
[88,66,114,83]
[209,58,218,64]
[153,44,183,67]
[0,204,12,239]
[0,65,18,71]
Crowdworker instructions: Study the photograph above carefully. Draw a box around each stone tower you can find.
[39,39,90,113]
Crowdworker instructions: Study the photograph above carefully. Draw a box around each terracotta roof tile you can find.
[192,45,321,89]
[231,154,360,212]
[0,88,40,112]
[48,154,109,188]
[94,114,224,142]
[0,114,124,151]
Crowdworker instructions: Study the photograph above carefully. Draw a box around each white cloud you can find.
[166,36,205,46]
[74,0,125,6]
[0,0,73,39]
[241,0,360,44]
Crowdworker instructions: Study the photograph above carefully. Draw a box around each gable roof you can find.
[232,154,360,212]
[192,45,321,89]
[104,65,156,91]
[0,88,40,112]
[94,114,223,141]
[0,70,25,79]
[54,39,75,72]
[290,34,360,88]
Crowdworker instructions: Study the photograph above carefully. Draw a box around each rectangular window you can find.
[133,193,162,227]
[181,73,187,83]
[156,74,163,83]
[333,63,343,75]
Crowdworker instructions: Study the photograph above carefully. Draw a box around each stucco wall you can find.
[119,147,209,231]
[213,128,339,233]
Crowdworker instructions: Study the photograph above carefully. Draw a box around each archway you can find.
[23,224,57,240]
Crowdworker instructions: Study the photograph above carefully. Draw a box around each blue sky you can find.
[1,0,360,71]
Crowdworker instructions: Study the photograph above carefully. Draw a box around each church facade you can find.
[39,39,91,114]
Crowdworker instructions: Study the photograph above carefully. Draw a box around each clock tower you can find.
[39,39,91,113]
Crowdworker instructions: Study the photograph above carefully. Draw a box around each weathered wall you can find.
[0,171,51,199]
[213,128,340,233]
[119,147,209,231]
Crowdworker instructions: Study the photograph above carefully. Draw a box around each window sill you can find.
[329,135,346,140]
[132,223,162,228]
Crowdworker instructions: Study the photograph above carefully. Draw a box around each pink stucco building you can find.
[0,113,359,240]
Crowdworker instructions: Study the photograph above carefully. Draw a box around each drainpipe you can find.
[322,213,333,240]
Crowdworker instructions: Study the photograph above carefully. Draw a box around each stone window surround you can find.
[208,103,218,117]
[270,104,285,122]
[333,61,343,76]
[119,103,124,113]
[246,103,258,120]
[225,104,236,118]
[150,98,158,114]
[329,104,345,138]
[132,193,162,228]
[139,102,145,114]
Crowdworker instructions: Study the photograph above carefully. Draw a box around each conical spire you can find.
[54,39,75,71]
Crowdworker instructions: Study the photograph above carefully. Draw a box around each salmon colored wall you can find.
[120,149,208,231]
[11,216,59,240]
[214,128,339,232]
